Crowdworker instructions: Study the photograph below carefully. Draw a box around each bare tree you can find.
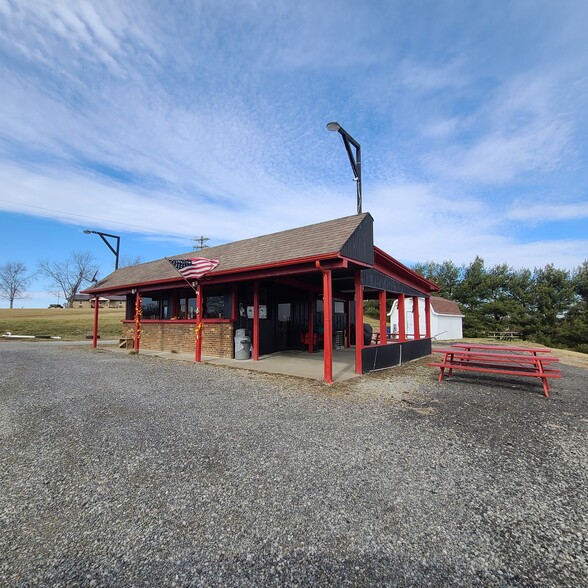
[118,254,143,268]
[0,261,31,308]
[38,251,99,308]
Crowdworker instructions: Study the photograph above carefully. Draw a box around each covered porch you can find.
[84,213,439,384]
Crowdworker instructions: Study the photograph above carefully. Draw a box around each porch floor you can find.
[112,346,359,382]
[203,348,359,382]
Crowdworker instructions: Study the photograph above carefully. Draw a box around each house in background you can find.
[389,295,463,341]
[83,213,439,383]
[72,294,126,309]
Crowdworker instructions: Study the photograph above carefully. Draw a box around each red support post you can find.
[379,290,387,345]
[195,287,203,362]
[413,296,421,340]
[398,294,406,342]
[253,281,259,361]
[354,271,363,374]
[322,268,333,383]
[315,262,333,383]
[425,297,431,339]
[134,292,142,353]
[92,296,99,348]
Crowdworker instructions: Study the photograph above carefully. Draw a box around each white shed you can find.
[388,296,464,341]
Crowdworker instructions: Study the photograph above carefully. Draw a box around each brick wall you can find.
[122,321,234,358]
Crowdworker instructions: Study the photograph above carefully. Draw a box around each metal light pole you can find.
[83,230,121,270]
[326,122,362,214]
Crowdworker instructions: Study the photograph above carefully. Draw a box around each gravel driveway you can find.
[1,342,587,587]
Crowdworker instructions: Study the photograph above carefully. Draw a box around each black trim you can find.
[361,339,432,373]
[361,269,425,297]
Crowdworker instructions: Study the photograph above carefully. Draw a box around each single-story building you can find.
[389,295,463,341]
[72,294,126,309]
[83,213,439,383]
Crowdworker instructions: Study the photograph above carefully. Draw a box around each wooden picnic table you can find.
[428,344,561,398]
[487,331,520,340]
[371,332,397,345]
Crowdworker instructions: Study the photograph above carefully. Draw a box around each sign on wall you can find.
[247,305,267,319]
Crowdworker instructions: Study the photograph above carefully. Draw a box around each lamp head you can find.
[326,122,341,132]
[83,230,92,234]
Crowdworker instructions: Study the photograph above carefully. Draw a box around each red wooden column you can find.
[398,294,406,342]
[379,290,387,344]
[307,293,314,353]
[92,296,100,348]
[322,269,333,383]
[316,262,333,383]
[354,271,364,374]
[195,287,203,362]
[253,281,260,361]
[134,292,142,353]
[413,296,421,340]
[425,297,432,338]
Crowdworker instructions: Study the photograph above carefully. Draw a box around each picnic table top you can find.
[435,349,559,363]
[450,343,552,354]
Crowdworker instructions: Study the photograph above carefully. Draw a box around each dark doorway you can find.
[276,302,292,350]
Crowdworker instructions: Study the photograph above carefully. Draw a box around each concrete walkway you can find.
[109,345,359,382]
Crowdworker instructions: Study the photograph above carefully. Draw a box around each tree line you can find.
[412,257,588,353]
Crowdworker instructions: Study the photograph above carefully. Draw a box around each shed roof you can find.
[87,213,373,294]
[430,296,463,316]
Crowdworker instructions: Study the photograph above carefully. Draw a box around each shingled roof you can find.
[430,296,463,316]
[87,213,373,293]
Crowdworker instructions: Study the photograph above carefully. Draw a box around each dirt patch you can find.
[551,348,588,369]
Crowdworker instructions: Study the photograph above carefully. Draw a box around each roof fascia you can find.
[82,254,357,296]
[373,246,439,293]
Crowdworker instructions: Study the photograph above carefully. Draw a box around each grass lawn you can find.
[0,308,125,340]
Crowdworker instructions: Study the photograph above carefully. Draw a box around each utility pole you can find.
[192,236,210,251]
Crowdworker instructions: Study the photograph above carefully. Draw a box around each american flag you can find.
[168,257,219,280]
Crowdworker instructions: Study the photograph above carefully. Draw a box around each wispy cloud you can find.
[424,73,574,184]
[0,0,587,283]
[507,200,588,223]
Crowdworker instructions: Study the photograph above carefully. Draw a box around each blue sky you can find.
[1,0,587,308]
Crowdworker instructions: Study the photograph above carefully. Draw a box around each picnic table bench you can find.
[428,344,561,398]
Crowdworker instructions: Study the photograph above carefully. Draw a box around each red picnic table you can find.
[428,343,561,398]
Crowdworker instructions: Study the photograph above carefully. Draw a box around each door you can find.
[276,302,291,350]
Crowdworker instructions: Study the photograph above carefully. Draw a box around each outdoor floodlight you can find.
[326,121,362,214]
[84,229,121,270]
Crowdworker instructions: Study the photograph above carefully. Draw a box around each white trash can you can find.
[234,328,251,360]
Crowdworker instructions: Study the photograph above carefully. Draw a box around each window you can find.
[179,295,196,319]
[141,296,160,319]
[277,303,291,322]
[203,286,229,318]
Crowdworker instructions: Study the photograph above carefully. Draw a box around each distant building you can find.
[72,294,126,309]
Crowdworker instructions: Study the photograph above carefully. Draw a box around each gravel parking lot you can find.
[1,341,587,587]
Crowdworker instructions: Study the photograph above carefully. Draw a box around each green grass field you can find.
[0,308,125,340]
